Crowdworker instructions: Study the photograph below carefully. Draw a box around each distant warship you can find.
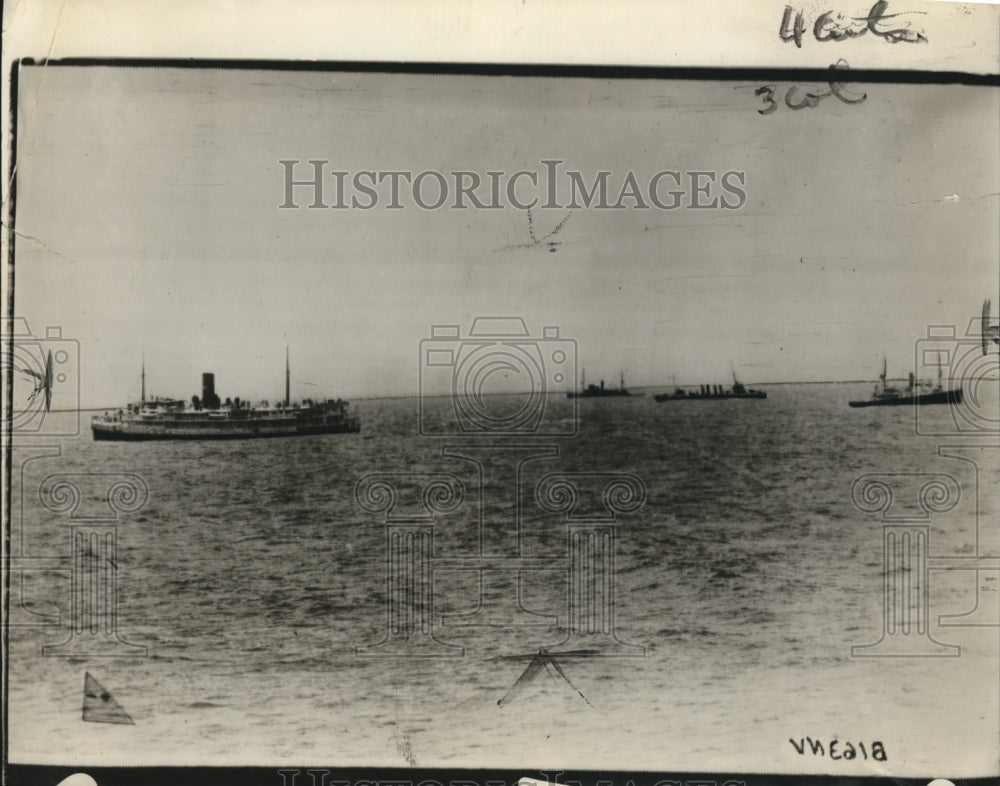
[567,370,637,398]
[655,368,766,402]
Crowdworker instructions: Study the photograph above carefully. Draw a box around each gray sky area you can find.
[12,66,999,407]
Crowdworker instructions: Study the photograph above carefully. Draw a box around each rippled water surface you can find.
[7,385,999,774]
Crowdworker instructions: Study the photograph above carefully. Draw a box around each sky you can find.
[11,65,999,407]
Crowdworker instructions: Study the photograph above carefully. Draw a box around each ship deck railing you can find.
[92,403,351,422]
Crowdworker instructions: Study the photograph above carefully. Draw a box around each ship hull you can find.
[567,391,634,399]
[92,418,360,441]
[654,392,766,402]
[848,389,962,408]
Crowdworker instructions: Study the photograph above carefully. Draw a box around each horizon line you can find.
[56,378,933,411]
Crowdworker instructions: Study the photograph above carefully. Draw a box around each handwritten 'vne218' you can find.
[789,737,888,761]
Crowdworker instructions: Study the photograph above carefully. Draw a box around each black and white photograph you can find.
[3,2,999,784]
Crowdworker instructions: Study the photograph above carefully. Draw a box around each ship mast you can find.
[285,346,290,407]
[141,355,145,403]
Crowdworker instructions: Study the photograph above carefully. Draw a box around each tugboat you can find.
[848,356,961,408]
[91,352,360,440]
[567,369,637,398]
[654,366,766,402]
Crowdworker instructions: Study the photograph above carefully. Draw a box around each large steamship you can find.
[91,353,360,441]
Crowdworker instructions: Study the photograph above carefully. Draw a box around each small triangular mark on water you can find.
[498,648,593,708]
[83,672,135,725]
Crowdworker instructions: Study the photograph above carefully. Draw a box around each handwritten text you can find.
[780,1,927,48]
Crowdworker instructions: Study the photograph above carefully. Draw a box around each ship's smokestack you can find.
[202,372,220,409]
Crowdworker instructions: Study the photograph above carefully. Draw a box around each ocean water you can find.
[7,384,999,775]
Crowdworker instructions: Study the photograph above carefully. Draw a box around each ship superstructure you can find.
[92,356,359,440]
